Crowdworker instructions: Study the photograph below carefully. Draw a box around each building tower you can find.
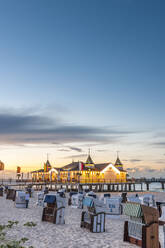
[114,152,123,171]
[85,149,95,169]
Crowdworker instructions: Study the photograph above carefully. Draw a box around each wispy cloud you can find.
[0,108,144,145]
[64,154,87,159]
[152,142,165,147]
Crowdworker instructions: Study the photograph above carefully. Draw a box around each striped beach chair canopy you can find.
[123,202,143,218]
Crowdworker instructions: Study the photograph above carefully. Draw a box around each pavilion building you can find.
[31,153,127,183]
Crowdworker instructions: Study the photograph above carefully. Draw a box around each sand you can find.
[0,191,164,248]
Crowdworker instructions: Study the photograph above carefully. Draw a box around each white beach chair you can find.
[105,197,122,215]
[37,192,45,206]
[42,194,66,224]
[15,191,26,208]
[71,193,84,209]
[141,194,156,207]
[81,196,106,232]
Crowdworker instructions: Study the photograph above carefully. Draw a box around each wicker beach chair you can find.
[0,187,3,197]
[68,191,77,205]
[81,196,106,233]
[71,193,84,209]
[42,194,66,224]
[6,189,16,201]
[123,202,160,248]
[37,192,45,206]
[15,191,26,208]
[142,194,156,207]
[105,196,122,215]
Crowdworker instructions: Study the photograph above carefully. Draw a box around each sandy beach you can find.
[0,191,164,248]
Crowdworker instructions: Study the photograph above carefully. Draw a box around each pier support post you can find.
[129,183,131,191]
[146,183,149,191]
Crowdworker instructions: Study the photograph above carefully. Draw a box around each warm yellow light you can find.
[101,163,120,174]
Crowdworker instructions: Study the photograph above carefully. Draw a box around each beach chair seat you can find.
[81,196,105,233]
[42,194,66,224]
[123,202,160,247]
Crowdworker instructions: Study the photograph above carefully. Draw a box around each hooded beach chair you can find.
[142,194,156,207]
[71,193,84,209]
[123,202,160,248]
[15,191,26,208]
[37,191,45,206]
[81,196,106,233]
[0,187,3,197]
[105,196,122,215]
[68,191,77,205]
[6,189,16,201]
[42,194,66,224]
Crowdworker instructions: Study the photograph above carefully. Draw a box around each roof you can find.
[61,162,80,171]
[115,156,123,166]
[86,155,94,164]
[31,161,126,173]
[31,167,59,173]
[45,160,51,167]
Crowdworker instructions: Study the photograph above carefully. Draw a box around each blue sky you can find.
[0,0,164,177]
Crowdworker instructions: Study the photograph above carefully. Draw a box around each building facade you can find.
[31,154,127,183]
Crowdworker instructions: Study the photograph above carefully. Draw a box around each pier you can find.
[1,178,165,192]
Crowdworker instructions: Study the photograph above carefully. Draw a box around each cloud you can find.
[151,142,165,147]
[96,149,108,152]
[123,159,142,163]
[58,149,70,152]
[0,108,142,145]
[67,146,82,152]
[130,159,142,163]
[64,154,87,159]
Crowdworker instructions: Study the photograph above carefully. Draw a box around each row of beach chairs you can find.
[41,192,162,247]
[0,187,165,247]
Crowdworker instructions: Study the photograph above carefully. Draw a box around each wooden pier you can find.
[1,178,165,193]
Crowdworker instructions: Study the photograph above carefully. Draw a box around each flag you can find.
[17,166,21,174]
[0,161,4,170]
[79,162,84,171]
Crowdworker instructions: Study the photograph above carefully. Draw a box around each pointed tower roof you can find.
[86,154,94,164]
[86,148,94,164]
[115,156,123,166]
[114,152,123,171]
[46,160,51,167]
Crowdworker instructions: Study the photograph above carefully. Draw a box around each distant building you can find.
[0,161,4,170]
[31,153,127,183]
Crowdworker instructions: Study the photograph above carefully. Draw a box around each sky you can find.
[0,0,165,178]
